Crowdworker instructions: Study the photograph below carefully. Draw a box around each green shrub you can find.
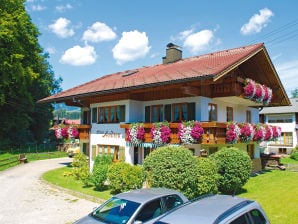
[290,152,298,161]
[92,154,113,191]
[107,162,143,194]
[71,152,92,186]
[143,146,197,199]
[209,147,252,195]
[196,157,219,196]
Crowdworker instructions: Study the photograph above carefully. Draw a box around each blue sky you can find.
[26,0,298,97]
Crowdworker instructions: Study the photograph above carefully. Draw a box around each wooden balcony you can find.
[120,122,227,145]
[77,125,91,140]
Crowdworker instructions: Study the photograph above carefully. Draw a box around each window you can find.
[152,105,163,122]
[173,103,188,121]
[92,107,97,123]
[249,209,267,224]
[135,199,162,222]
[82,110,90,125]
[172,103,195,122]
[268,114,293,123]
[145,103,195,122]
[227,107,233,122]
[97,145,120,162]
[144,147,154,159]
[274,132,293,146]
[98,105,125,123]
[246,110,251,123]
[278,148,287,154]
[208,103,217,121]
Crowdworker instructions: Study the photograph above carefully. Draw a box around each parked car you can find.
[154,194,270,224]
[74,188,189,224]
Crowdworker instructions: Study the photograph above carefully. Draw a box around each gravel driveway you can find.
[0,157,99,224]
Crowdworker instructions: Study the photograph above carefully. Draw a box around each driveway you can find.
[0,157,99,224]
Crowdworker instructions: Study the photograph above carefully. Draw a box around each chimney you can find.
[162,43,182,64]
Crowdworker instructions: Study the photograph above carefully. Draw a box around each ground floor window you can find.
[278,148,287,154]
[95,145,120,162]
[275,132,293,146]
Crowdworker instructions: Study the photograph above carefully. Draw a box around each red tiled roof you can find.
[39,43,264,103]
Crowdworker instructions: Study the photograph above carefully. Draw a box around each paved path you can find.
[0,157,99,224]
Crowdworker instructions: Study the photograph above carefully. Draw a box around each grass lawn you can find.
[239,169,298,224]
[42,166,112,202]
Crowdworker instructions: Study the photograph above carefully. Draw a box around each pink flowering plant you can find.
[253,124,265,142]
[127,123,145,145]
[150,122,171,146]
[238,123,254,143]
[243,78,256,99]
[54,125,79,140]
[243,78,273,105]
[271,125,282,141]
[178,121,204,144]
[226,122,241,144]
[264,125,274,141]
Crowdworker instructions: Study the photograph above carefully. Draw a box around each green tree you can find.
[0,0,61,144]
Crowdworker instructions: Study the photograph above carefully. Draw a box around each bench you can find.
[19,153,27,164]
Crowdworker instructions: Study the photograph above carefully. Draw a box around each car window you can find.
[249,209,267,224]
[229,213,249,224]
[163,195,184,211]
[135,199,162,222]
[92,197,140,224]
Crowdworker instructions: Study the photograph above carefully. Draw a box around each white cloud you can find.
[240,8,274,35]
[182,29,214,53]
[60,45,97,66]
[276,60,298,95]
[82,22,116,43]
[31,4,46,11]
[56,4,73,12]
[112,30,150,65]
[48,17,74,38]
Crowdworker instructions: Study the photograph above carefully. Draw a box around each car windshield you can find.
[92,197,141,224]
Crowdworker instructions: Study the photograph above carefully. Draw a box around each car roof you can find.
[154,194,254,224]
[114,188,188,204]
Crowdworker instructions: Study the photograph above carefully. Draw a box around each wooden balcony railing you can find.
[120,122,227,145]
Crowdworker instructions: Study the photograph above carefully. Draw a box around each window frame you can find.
[226,106,233,122]
[208,103,217,121]
[97,105,125,123]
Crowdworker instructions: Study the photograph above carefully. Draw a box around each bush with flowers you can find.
[150,122,171,146]
[243,78,273,105]
[178,121,204,144]
[54,125,79,140]
[238,123,254,143]
[127,123,145,145]
[226,122,241,144]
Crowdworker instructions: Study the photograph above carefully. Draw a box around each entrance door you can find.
[134,147,139,165]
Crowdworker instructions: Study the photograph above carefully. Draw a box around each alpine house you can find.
[39,43,290,172]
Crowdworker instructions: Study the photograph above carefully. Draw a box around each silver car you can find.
[74,188,188,224]
[154,194,270,224]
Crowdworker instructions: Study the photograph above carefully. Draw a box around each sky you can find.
[25,0,298,97]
